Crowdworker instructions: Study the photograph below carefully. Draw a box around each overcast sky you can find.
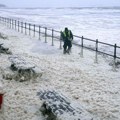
[1,0,120,8]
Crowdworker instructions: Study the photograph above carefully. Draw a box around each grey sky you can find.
[0,0,120,8]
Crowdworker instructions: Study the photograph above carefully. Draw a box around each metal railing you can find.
[0,16,120,59]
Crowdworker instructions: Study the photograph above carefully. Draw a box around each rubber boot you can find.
[63,49,66,54]
[67,48,71,54]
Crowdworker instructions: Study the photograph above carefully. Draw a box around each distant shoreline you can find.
[1,6,120,9]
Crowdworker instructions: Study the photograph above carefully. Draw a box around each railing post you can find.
[34,24,35,37]
[7,18,9,28]
[7,18,8,27]
[29,24,31,36]
[8,18,9,28]
[114,44,117,59]
[25,23,27,35]
[60,32,62,49]
[94,39,98,63]
[81,36,83,47]
[13,20,15,29]
[21,22,23,33]
[96,39,98,52]
[20,22,22,32]
[80,36,84,57]
[12,19,13,29]
[39,26,41,40]
[6,18,8,26]
[52,29,54,46]
[18,21,19,32]
[15,20,16,30]
[45,27,47,43]
[13,20,14,29]
[6,18,7,27]
[10,19,11,28]
[113,44,117,71]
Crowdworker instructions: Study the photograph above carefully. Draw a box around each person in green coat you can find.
[60,27,73,54]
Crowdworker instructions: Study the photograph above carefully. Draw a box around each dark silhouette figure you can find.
[60,27,73,54]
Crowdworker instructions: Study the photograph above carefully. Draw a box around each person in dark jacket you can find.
[60,27,73,54]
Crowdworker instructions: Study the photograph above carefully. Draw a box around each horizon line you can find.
[1,6,120,9]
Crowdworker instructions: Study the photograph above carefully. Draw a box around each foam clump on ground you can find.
[2,55,43,82]
[38,90,93,120]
